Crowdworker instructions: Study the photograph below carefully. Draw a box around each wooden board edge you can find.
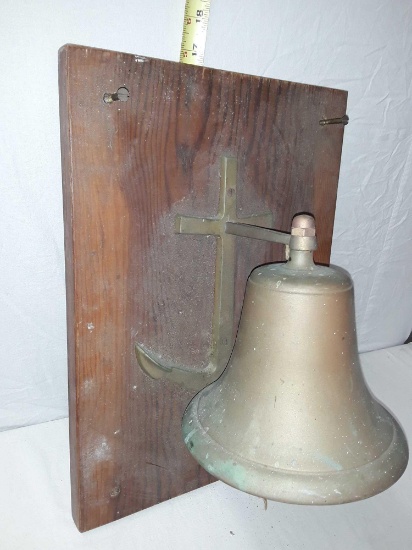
[58,43,349,97]
[58,44,83,532]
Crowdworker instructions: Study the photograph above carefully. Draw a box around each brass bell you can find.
[182,214,408,504]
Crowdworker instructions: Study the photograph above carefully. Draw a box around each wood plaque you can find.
[59,44,347,531]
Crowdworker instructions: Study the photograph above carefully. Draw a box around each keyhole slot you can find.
[103,86,130,104]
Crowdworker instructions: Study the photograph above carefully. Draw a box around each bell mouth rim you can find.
[182,392,409,505]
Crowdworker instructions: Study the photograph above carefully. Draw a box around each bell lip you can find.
[182,393,409,505]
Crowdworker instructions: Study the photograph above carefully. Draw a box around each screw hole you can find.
[103,86,130,104]
[110,485,121,498]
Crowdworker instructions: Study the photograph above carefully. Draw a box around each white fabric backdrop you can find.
[0,0,411,431]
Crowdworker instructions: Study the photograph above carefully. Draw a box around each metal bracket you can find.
[135,157,292,390]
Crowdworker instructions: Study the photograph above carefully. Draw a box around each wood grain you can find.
[59,44,347,531]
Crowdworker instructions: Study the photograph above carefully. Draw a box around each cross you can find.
[175,157,273,376]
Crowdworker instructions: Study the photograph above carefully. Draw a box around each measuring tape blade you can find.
[179,0,211,65]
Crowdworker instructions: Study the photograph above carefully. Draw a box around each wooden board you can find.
[59,44,347,531]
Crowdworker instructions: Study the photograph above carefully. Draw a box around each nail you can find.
[319,114,349,126]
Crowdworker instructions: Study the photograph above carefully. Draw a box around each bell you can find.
[182,214,408,504]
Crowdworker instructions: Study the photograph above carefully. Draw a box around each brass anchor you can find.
[135,157,304,390]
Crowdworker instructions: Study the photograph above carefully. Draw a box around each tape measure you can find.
[179,0,211,65]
